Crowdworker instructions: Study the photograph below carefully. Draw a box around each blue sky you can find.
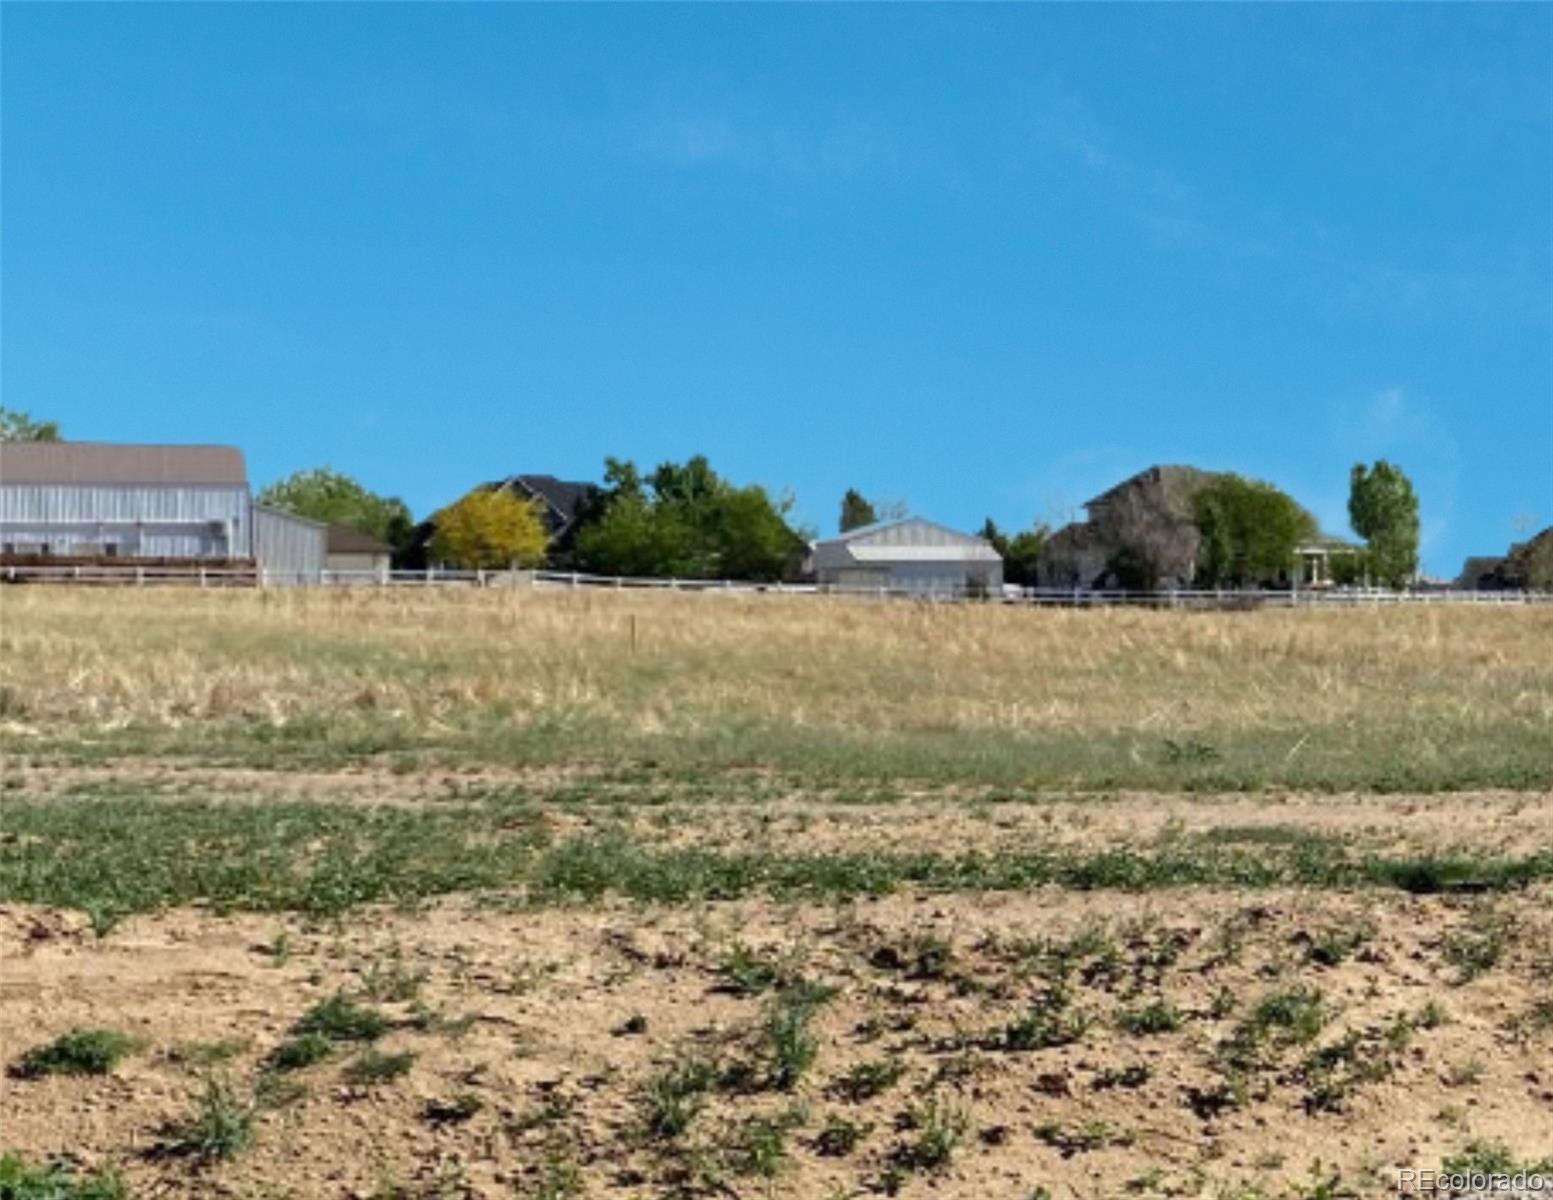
[4,3,1549,573]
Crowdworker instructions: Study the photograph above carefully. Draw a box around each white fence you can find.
[2,561,1550,606]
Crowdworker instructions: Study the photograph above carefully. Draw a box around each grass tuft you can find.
[11,1029,137,1079]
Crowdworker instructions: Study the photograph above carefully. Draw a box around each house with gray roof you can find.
[1036,465,1216,588]
[406,472,598,568]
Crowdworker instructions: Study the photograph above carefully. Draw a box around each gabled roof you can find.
[253,504,326,530]
[1084,465,1216,510]
[820,516,979,545]
[0,442,247,486]
[497,475,594,528]
[326,524,391,555]
[813,516,1001,562]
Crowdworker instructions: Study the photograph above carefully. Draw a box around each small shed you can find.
[811,517,1002,597]
[326,525,392,575]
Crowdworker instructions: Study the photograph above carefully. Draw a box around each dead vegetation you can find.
[1,588,1550,789]
[1,589,1550,1196]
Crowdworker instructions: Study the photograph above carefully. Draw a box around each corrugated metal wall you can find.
[812,518,1003,595]
[251,506,328,583]
[0,484,251,557]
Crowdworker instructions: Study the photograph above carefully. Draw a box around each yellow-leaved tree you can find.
[429,488,548,569]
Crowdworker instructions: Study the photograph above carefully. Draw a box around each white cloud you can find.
[632,111,903,183]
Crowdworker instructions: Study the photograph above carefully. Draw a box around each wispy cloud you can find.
[638,116,738,166]
[1029,81,1549,327]
[632,110,906,183]
[1328,386,1462,558]
[1031,81,1207,250]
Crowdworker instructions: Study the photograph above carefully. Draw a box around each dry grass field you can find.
[1,588,1551,1199]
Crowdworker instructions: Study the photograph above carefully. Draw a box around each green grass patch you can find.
[341,1049,415,1086]
[292,995,390,1044]
[4,797,1553,925]
[11,1029,137,1079]
[264,1032,333,1072]
[160,1073,256,1162]
[0,1154,127,1200]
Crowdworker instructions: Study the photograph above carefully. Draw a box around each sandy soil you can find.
[3,883,1550,1198]
[12,763,1553,858]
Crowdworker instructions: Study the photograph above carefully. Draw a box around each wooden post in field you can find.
[630,614,638,654]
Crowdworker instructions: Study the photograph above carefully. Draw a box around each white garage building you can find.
[811,517,1002,597]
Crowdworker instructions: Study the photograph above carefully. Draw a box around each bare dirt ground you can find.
[3,833,1552,1198]
[5,591,1552,1197]
[15,762,1553,857]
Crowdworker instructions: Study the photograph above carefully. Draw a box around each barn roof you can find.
[326,524,392,555]
[820,516,982,545]
[813,517,1001,562]
[0,442,248,486]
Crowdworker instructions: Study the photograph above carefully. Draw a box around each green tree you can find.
[1192,475,1317,587]
[257,468,414,557]
[979,518,1048,587]
[573,492,703,578]
[0,407,61,442]
[840,489,878,533]
[573,455,802,581]
[429,489,548,569]
[1347,461,1420,587]
[1004,526,1050,588]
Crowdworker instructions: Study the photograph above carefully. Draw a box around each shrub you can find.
[342,1049,415,1086]
[292,994,389,1043]
[265,1032,332,1072]
[641,1058,717,1141]
[164,1073,256,1162]
[1115,1000,1181,1036]
[12,1029,137,1079]
[0,1155,126,1200]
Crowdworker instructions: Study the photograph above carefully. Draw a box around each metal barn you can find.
[811,517,1003,596]
[0,442,252,559]
[252,505,329,582]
